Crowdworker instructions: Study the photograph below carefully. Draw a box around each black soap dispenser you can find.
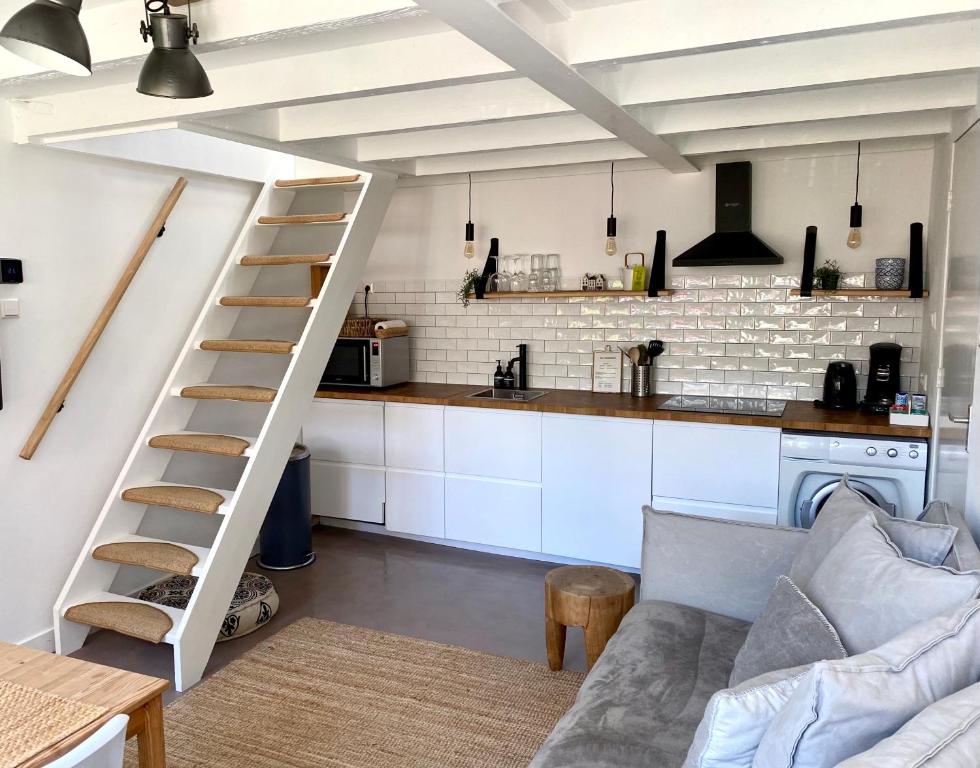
[502,361,516,389]
[493,360,506,389]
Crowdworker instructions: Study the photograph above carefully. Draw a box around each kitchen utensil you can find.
[625,346,641,366]
[630,365,652,397]
[648,340,665,358]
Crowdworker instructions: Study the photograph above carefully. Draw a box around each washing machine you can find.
[778,432,928,528]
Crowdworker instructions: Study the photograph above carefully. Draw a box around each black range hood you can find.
[673,161,783,267]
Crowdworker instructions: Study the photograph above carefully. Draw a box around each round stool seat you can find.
[544,565,635,671]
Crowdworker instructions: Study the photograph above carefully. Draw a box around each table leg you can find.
[545,617,567,671]
[136,694,166,768]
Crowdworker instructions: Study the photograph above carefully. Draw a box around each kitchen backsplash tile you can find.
[352,273,923,399]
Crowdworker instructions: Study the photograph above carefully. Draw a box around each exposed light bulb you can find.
[463,240,476,259]
[605,236,618,256]
[847,228,862,249]
[606,215,617,256]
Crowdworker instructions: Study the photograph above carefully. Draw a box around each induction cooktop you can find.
[658,395,787,418]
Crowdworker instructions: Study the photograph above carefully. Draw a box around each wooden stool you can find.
[545,565,636,671]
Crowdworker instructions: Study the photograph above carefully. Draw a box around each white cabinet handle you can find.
[949,405,972,424]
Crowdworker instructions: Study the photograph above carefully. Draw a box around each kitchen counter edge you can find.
[314,383,931,439]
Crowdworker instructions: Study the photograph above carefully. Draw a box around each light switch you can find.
[0,298,20,318]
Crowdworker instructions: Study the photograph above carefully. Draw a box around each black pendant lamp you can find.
[137,1,211,99]
[847,141,863,249]
[463,173,476,259]
[605,161,617,256]
[0,0,91,76]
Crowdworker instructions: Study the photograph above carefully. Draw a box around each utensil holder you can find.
[630,364,652,397]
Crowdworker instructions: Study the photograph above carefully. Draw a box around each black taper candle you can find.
[648,229,666,297]
[908,222,923,298]
[800,225,817,298]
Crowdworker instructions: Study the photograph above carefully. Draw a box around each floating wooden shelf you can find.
[790,289,929,298]
[475,289,675,300]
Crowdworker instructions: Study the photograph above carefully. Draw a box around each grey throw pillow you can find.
[753,600,980,768]
[788,478,956,591]
[684,664,811,768]
[835,680,980,767]
[920,500,980,571]
[729,576,846,687]
[806,512,980,654]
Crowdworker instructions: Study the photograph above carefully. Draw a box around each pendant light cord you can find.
[467,172,472,224]
[609,161,615,217]
[854,141,861,204]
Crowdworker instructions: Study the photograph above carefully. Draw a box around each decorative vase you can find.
[875,257,906,290]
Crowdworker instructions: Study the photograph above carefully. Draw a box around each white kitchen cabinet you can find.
[541,414,653,568]
[305,399,385,465]
[445,476,541,551]
[385,470,445,537]
[652,421,780,513]
[310,460,385,524]
[385,403,444,472]
[444,407,542,482]
[650,496,778,526]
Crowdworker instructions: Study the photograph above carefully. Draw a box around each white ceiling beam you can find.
[412,0,697,173]
[0,0,422,84]
[597,20,980,107]
[671,110,953,155]
[412,140,642,175]
[277,79,572,141]
[560,0,980,66]
[10,30,513,143]
[355,113,611,161]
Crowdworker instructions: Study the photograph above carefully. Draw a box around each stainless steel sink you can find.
[466,388,549,402]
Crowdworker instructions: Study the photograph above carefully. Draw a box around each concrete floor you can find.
[73,526,604,702]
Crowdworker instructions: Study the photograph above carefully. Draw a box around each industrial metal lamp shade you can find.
[0,0,91,76]
[137,13,212,99]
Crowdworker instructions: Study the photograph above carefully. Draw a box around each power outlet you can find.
[364,283,374,295]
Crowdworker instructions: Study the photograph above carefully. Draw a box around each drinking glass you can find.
[512,254,529,292]
[546,253,561,291]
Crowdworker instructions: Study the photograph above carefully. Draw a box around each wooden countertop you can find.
[315,383,931,439]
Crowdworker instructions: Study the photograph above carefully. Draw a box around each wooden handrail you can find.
[20,177,188,460]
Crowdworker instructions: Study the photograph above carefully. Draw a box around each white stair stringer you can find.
[53,162,396,691]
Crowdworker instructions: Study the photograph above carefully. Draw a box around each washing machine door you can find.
[798,478,897,529]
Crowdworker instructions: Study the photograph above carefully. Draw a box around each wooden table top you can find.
[0,643,168,767]
[315,383,931,439]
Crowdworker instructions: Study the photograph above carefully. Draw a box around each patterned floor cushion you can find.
[137,572,279,642]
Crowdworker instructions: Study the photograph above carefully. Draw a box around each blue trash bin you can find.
[258,444,315,570]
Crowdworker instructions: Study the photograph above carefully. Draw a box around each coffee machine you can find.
[862,342,902,413]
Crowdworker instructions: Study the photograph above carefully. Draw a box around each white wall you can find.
[0,103,258,648]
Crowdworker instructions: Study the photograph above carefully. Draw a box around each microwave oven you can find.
[321,335,410,388]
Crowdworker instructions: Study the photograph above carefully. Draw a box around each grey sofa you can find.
[530,510,808,768]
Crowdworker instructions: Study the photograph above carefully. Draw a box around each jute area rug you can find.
[128,618,585,768]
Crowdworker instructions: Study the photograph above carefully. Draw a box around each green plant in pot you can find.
[813,260,843,291]
[457,268,482,308]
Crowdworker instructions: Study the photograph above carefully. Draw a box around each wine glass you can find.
[512,254,529,292]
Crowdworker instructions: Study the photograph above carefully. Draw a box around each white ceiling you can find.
[1,0,978,175]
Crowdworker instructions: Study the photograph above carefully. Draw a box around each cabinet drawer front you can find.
[445,476,541,552]
[652,422,780,508]
[651,496,778,526]
[444,407,542,482]
[385,470,445,538]
[310,460,385,524]
[542,414,651,568]
[306,400,385,465]
[385,403,444,472]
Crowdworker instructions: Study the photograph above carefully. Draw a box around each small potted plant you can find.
[813,260,843,291]
[457,268,482,308]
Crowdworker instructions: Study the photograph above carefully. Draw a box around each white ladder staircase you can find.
[54,164,395,690]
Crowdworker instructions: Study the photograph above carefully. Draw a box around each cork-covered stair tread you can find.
[122,485,225,514]
[256,213,347,226]
[219,295,313,308]
[200,339,296,355]
[274,174,360,188]
[240,253,332,266]
[180,385,277,403]
[64,601,173,644]
[93,540,200,576]
[149,433,250,456]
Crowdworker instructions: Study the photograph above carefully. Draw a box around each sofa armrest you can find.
[640,506,809,623]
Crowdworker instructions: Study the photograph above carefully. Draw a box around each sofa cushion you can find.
[919,500,980,572]
[805,512,980,653]
[529,600,750,768]
[788,479,956,592]
[729,576,846,687]
[685,664,811,768]
[835,680,980,767]
[753,600,980,768]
